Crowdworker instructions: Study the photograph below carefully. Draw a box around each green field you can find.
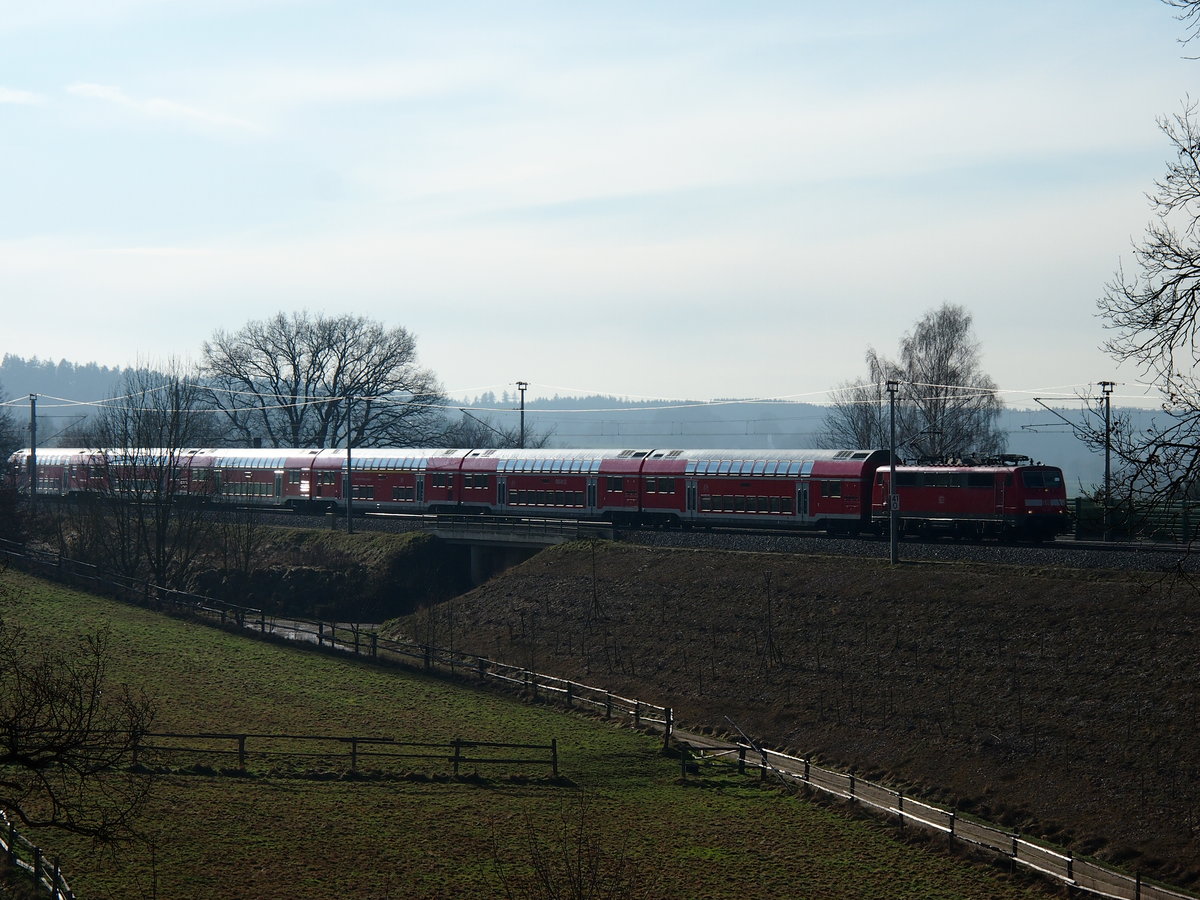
[0,569,1054,900]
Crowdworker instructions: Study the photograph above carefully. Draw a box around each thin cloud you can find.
[66,82,265,136]
[0,86,44,104]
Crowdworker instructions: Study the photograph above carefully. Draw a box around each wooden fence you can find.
[686,742,1197,900]
[2,538,1197,900]
[134,731,558,777]
[0,814,74,900]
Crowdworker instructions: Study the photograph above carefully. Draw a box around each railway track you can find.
[224,505,1198,573]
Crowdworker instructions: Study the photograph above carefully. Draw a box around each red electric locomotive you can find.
[870,456,1068,541]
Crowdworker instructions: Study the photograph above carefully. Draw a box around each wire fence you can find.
[1,537,1196,900]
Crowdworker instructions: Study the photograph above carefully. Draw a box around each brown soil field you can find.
[391,540,1200,890]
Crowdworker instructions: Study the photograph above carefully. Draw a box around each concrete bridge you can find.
[422,517,614,584]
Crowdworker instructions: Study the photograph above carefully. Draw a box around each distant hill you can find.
[2,355,1145,492]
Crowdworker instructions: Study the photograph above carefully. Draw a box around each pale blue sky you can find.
[0,1,1191,407]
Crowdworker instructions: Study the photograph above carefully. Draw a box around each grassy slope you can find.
[0,569,1054,900]
[391,540,1200,890]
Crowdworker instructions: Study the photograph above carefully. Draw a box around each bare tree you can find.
[491,792,653,900]
[0,614,154,843]
[821,304,1004,459]
[898,304,1005,460]
[0,382,18,464]
[61,366,217,590]
[819,350,900,449]
[201,311,447,448]
[1166,0,1200,46]
[1093,7,1200,515]
[440,410,555,449]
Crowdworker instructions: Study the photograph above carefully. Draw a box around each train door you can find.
[274,472,283,498]
[798,482,810,519]
[498,477,507,507]
[686,480,697,513]
[416,475,425,505]
[586,478,597,510]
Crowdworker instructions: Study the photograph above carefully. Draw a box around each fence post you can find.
[318,622,324,647]
[33,847,42,889]
[738,747,746,775]
[803,757,810,782]
[948,809,956,840]
[566,683,573,708]
[424,645,432,672]
[849,774,856,802]
[7,821,15,867]
[634,701,641,727]
[1067,851,1074,882]
[1012,831,1019,858]
[897,791,904,828]
[238,735,247,770]
[260,612,266,633]
[353,627,360,656]
[371,632,378,659]
[1135,871,1141,900]
[52,859,61,899]
[452,739,461,776]
[477,657,486,682]
[663,708,673,750]
[605,693,612,720]
[350,739,358,772]
[551,738,558,777]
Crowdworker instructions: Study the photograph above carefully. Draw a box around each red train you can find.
[7,446,1069,540]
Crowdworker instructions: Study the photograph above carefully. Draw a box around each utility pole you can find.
[887,380,899,564]
[1100,381,1114,542]
[345,395,354,534]
[516,381,528,449]
[28,394,37,508]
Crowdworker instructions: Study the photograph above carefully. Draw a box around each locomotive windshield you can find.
[1021,469,1064,489]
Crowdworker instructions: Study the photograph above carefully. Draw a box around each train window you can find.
[895,472,918,487]
[1022,470,1063,489]
[967,473,993,488]
[822,481,842,498]
[657,478,675,493]
[644,479,655,493]
[753,461,766,475]
[606,477,624,492]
